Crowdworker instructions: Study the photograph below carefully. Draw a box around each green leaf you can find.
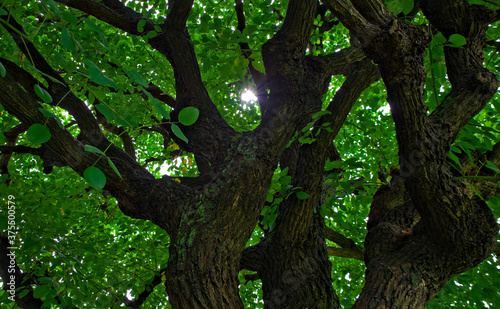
[61,27,76,51]
[251,60,265,74]
[33,284,51,299]
[95,104,115,121]
[0,62,5,77]
[83,17,109,47]
[448,150,462,169]
[41,0,61,17]
[84,166,106,190]
[38,108,56,118]
[484,160,499,173]
[0,8,7,15]
[107,158,123,179]
[38,277,53,284]
[432,32,447,45]
[61,11,78,25]
[145,30,158,39]
[116,114,139,128]
[402,0,414,15]
[296,191,310,200]
[34,84,53,103]
[470,184,484,201]
[83,17,104,36]
[178,107,200,126]
[137,19,146,33]
[265,192,274,203]
[18,289,29,299]
[312,110,331,119]
[27,124,51,144]
[448,34,467,47]
[38,108,64,129]
[171,124,188,143]
[143,89,170,119]
[123,67,149,88]
[152,98,171,120]
[89,67,119,90]
[325,159,343,171]
[53,51,67,66]
[84,144,106,156]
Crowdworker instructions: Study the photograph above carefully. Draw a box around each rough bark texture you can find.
[330,1,499,308]
[0,0,498,308]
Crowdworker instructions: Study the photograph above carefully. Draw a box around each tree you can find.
[0,0,499,308]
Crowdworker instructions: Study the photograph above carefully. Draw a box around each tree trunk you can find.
[258,213,338,309]
[163,135,281,308]
[356,176,498,309]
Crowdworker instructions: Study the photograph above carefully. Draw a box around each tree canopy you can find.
[0,0,499,308]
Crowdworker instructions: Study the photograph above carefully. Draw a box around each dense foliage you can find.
[0,0,499,308]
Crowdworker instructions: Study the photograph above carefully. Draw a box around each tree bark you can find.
[1,1,499,308]
[330,1,499,308]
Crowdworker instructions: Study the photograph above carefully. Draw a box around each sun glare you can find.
[241,89,257,102]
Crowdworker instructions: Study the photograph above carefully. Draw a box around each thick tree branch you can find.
[272,59,379,243]
[429,72,499,146]
[322,59,380,136]
[324,227,360,251]
[256,0,332,158]
[319,46,366,75]
[144,83,176,108]
[324,0,498,250]
[422,1,500,146]
[55,0,236,169]
[349,0,393,27]
[164,0,193,30]
[326,247,364,260]
[1,8,198,235]
[323,0,379,43]
[0,61,188,233]
[0,145,43,156]
[0,58,137,172]
[273,0,318,47]
[0,12,110,147]
[325,225,364,260]
[240,243,265,272]
[54,0,153,36]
